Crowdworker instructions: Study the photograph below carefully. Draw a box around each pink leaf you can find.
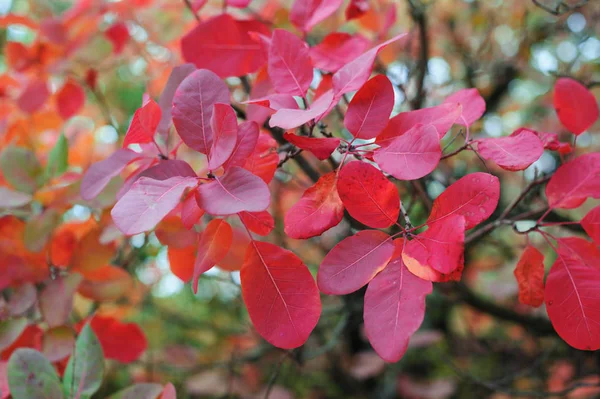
[223,121,259,170]
[545,237,600,350]
[364,240,432,362]
[241,241,321,348]
[192,219,232,293]
[56,80,85,120]
[207,103,238,170]
[157,63,196,138]
[318,230,394,295]
[309,33,370,73]
[227,0,251,7]
[268,29,313,97]
[442,88,485,126]
[404,214,465,275]
[290,0,345,32]
[373,124,441,180]
[344,75,394,139]
[337,161,400,228]
[376,103,462,146]
[81,149,141,201]
[160,383,176,399]
[197,167,270,215]
[332,33,406,97]
[17,79,49,114]
[239,211,274,236]
[283,132,340,160]
[546,153,600,209]
[475,130,544,171]
[426,172,500,230]
[582,206,600,246]
[172,69,230,154]
[111,176,199,235]
[243,94,298,112]
[117,159,196,199]
[181,191,205,230]
[269,90,334,129]
[554,77,599,135]
[181,14,269,78]
[123,98,161,148]
[284,172,344,239]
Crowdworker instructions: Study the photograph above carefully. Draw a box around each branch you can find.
[408,0,429,110]
[183,0,201,22]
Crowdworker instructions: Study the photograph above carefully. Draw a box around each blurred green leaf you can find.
[63,323,104,399]
[107,383,164,399]
[7,348,63,399]
[0,146,43,194]
[46,134,68,179]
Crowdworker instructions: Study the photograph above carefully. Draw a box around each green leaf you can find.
[7,348,63,399]
[107,383,164,399]
[46,134,69,179]
[0,146,43,194]
[62,323,104,399]
[0,317,28,351]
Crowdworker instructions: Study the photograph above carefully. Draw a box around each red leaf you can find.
[218,228,251,272]
[376,103,462,146]
[476,130,544,171]
[56,80,85,120]
[17,79,49,114]
[332,34,406,97]
[239,211,274,236]
[553,77,599,135]
[207,103,238,170]
[105,22,129,54]
[223,121,259,170]
[181,191,204,230]
[81,149,141,201]
[123,98,161,148]
[157,63,196,138]
[442,88,485,126]
[290,0,344,32]
[344,75,394,139]
[244,133,279,183]
[514,245,545,307]
[111,176,199,235]
[364,240,432,362]
[39,274,82,328]
[545,237,600,350]
[172,69,230,154]
[192,219,232,293]
[346,0,370,20]
[284,172,344,239]
[90,316,147,363]
[241,241,321,348]
[403,214,465,275]
[582,206,600,246]
[181,14,269,78]
[318,230,394,295]
[283,132,340,160]
[197,167,270,215]
[309,32,370,73]
[546,153,600,209]
[513,128,571,154]
[373,124,441,180]
[268,29,313,97]
[337,161,400,228]
[269,90,334,129]
[427,172,500,230]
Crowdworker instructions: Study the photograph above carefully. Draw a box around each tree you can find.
[0,0,599,397]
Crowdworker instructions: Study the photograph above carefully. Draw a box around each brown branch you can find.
[408,0,429,110]
[183,0,201,22]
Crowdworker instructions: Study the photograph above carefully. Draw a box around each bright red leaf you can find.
[283,132,340,160]
[89,316,147,363]
[268,29,313,97]
[241,241,321,349]
[364,239,432,362]
[582,206,600,246]
[553,77,599,135]
[344,75,394,139]
[337,161,400,228]
[181,191,204,230]
[514,245,545,307]
[546,153,600,209]
[192,219,232,293]
[207,103,238,170]
[244,133,279,183]
[309,32,370,73]
[545,237,600,350]
[17,79,49,114]
[284,172,344,239]
[442,88,485,126]
[476,130,544,171]
[172,69,230,154]
[318,230,394,295]
[239,211,274,236]
[346,0,370,20]
[373,124,441,181]
[123,98,161,148]
[168,245,195,282]
[105,22,129,54]
[56,80,85,120]
[427,172,500,230]
[197,166,270,215]
[111,176,199,235]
